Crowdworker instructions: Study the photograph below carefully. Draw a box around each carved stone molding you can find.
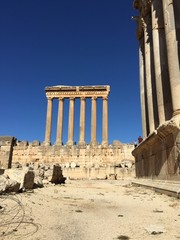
[45,85,110,99]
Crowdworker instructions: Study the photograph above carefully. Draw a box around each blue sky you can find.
[0,0,141,145]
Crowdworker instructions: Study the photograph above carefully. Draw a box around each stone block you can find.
[5,168,35,190]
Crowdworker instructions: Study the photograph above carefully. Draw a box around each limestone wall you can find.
[0,137,135,179]
[0,136,16,169]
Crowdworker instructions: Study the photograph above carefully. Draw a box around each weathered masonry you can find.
[44,85,110,147]
[132,0,180,180]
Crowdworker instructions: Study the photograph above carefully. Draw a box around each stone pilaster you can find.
[78,97,86,146]
[102,96,108,147]
[91,96,97,146]
[44,97,53,146]
[162,0,180,117]
[56,98,64,145]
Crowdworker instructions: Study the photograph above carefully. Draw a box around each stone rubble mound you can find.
[0,163,66,195]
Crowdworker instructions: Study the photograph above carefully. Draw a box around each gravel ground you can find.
[0,179,180,240]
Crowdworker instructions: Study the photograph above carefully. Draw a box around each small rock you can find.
[145,225,166,235]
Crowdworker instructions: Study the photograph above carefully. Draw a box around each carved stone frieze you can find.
[45,85,110,99]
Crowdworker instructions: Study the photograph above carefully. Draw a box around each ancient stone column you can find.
[144,18,155,133]
[91,96,97,145]
[44,97,53,146]
[102,96,108,146]
[56,97,64,145]
[139,38,147,138]
[78,97,86,146]
[67,97,75,146]
[151,0,166,125]
[162,0,180,116]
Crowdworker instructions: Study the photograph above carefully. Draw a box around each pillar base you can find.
[101,141,108,148]
[78,140,86,147]
[66,140,74,146]
[55,140,63,146]
[43,141,51,146]
[90,141,98,147]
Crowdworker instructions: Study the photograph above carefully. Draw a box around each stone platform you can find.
[132,179,180,199]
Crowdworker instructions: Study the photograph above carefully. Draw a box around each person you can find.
[138,136,143,144]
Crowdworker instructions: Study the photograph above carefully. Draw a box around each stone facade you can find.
[132,0,180,180]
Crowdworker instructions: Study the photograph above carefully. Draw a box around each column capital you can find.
[80,96,86,101]
[58,97,64,101]
[102,96,108,101]
[92,96,97,100]
[69,97,75,100]
[47,97,53,101]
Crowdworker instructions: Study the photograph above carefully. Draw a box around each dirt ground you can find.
[0,179,180,240]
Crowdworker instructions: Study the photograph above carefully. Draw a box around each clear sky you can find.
[0,0,141,145]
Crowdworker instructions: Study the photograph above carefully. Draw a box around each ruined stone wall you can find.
[133,119,180,181]
[0,137,135,179]
[0,136,16,169]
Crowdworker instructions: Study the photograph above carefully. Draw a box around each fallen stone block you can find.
[5,168,35,190]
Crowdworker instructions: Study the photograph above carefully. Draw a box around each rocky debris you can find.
[0,163,66,194]
[0,175,20,194]
[145,225,166,235]
[5,168,35,190]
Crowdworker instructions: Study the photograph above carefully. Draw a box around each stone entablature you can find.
[45,85,110,98]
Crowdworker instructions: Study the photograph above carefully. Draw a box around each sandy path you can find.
[0,180,180,240]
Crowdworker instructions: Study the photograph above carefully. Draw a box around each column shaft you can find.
[139,38,147,138]
[67,97,75,145]
[56,98,64,145]
[79,97,86,146]
[151,0,166,125]
[102,97,108,146]
[44,98,53,145]
[144,22,155,133]
[162,0,180,116]
[91,96,97,145]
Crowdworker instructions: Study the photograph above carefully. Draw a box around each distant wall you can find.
[0,137,135,179]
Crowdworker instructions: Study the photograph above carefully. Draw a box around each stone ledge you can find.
[132,179,180,199]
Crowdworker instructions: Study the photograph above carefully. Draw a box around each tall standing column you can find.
[151,0,166,125]
[56,97,64,145]
[102,96,108,146]
[78,97,86,146]
[44,97,53,146]
[67,97,75,146]
[139,38,147,138]
[162,0,180,116]
[91,96,97,145]
[144,18,155,133]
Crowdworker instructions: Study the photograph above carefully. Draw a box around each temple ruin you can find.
[44,85,110,147]
[132,0,180,180]
[0,85,135,180]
